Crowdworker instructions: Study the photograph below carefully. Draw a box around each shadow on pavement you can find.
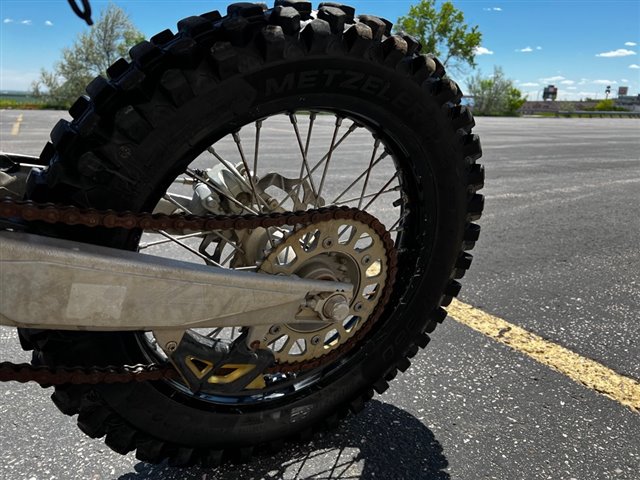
[117,400,449,480]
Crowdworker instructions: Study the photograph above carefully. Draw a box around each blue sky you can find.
[1,1,639,100]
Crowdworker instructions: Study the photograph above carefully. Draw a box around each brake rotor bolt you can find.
[361,255,372,266]
[165,341,178,352]
[354,302,364,313]
[311,336,321,346]
[322,238,334,249]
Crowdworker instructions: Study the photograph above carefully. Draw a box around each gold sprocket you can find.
[256,218,389,364]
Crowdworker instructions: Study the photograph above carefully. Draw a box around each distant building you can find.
[615,94,640,111]
[543,85,558,101]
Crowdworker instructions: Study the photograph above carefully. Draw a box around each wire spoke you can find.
[308,122,359,186]
[331,150,389,204]
[362,173,399,211]
[159,191,246,255]
[232,132,266,210]
[185,168,259,216]
[162,193,189,212]
[231,133,278,248]
[296,112,318,206]
[253,119,263,181]
[207,146,268,214]
[316,116,343,207]
[389,209,409,233]
[206,328,224,338]
[334,187,401,206]
[357,138,381,210]
[290,113,319,199]
[140,230,217,250]
[277,120,360,210]
[157,230,223,268]
[206,146,281,247]
[172,177,196,186]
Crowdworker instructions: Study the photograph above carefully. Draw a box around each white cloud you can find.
[520,82,539,87]
[629,64,640,69]
[516,47,533,53]
[578,91,597,98]
[483,7,503,11]
[474,46,494,55]
[536,46,542,50]
[567,87,577,90]
[44,20,53,27]
[625,42,637,47]
[560,80,575,85]
[20,19,32,26]
[578,78,589,85]
[621,78,629,82]
[592,79,617,85]
[541,75,565,82]
[596,49,636,57]
[3,18,13,24]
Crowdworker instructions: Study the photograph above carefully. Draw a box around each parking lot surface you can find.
[1,111,638,479]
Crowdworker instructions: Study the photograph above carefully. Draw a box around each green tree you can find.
[466,66,527,116]
[592,99,627,111]
[32,4,144,108]
[396,0,482,73]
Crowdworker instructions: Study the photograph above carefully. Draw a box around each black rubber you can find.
[20,1,483,467]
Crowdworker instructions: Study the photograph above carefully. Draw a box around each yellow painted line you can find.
[448,299,640,413]
[10,114,23,136]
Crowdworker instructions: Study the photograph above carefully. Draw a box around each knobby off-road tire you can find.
[20,2,483,467]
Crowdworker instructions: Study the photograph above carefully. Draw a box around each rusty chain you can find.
[0,197,397,385]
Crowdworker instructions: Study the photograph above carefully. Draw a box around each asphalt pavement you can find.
[0,110,639,480]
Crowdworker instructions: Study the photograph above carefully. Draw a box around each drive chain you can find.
[0,197,397,384]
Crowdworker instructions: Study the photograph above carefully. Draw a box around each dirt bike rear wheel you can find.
[20,2,483,466]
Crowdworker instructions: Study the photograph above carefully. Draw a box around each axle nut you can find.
[323,294,350,322]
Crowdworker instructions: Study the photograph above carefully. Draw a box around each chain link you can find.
[0,197,397,385]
